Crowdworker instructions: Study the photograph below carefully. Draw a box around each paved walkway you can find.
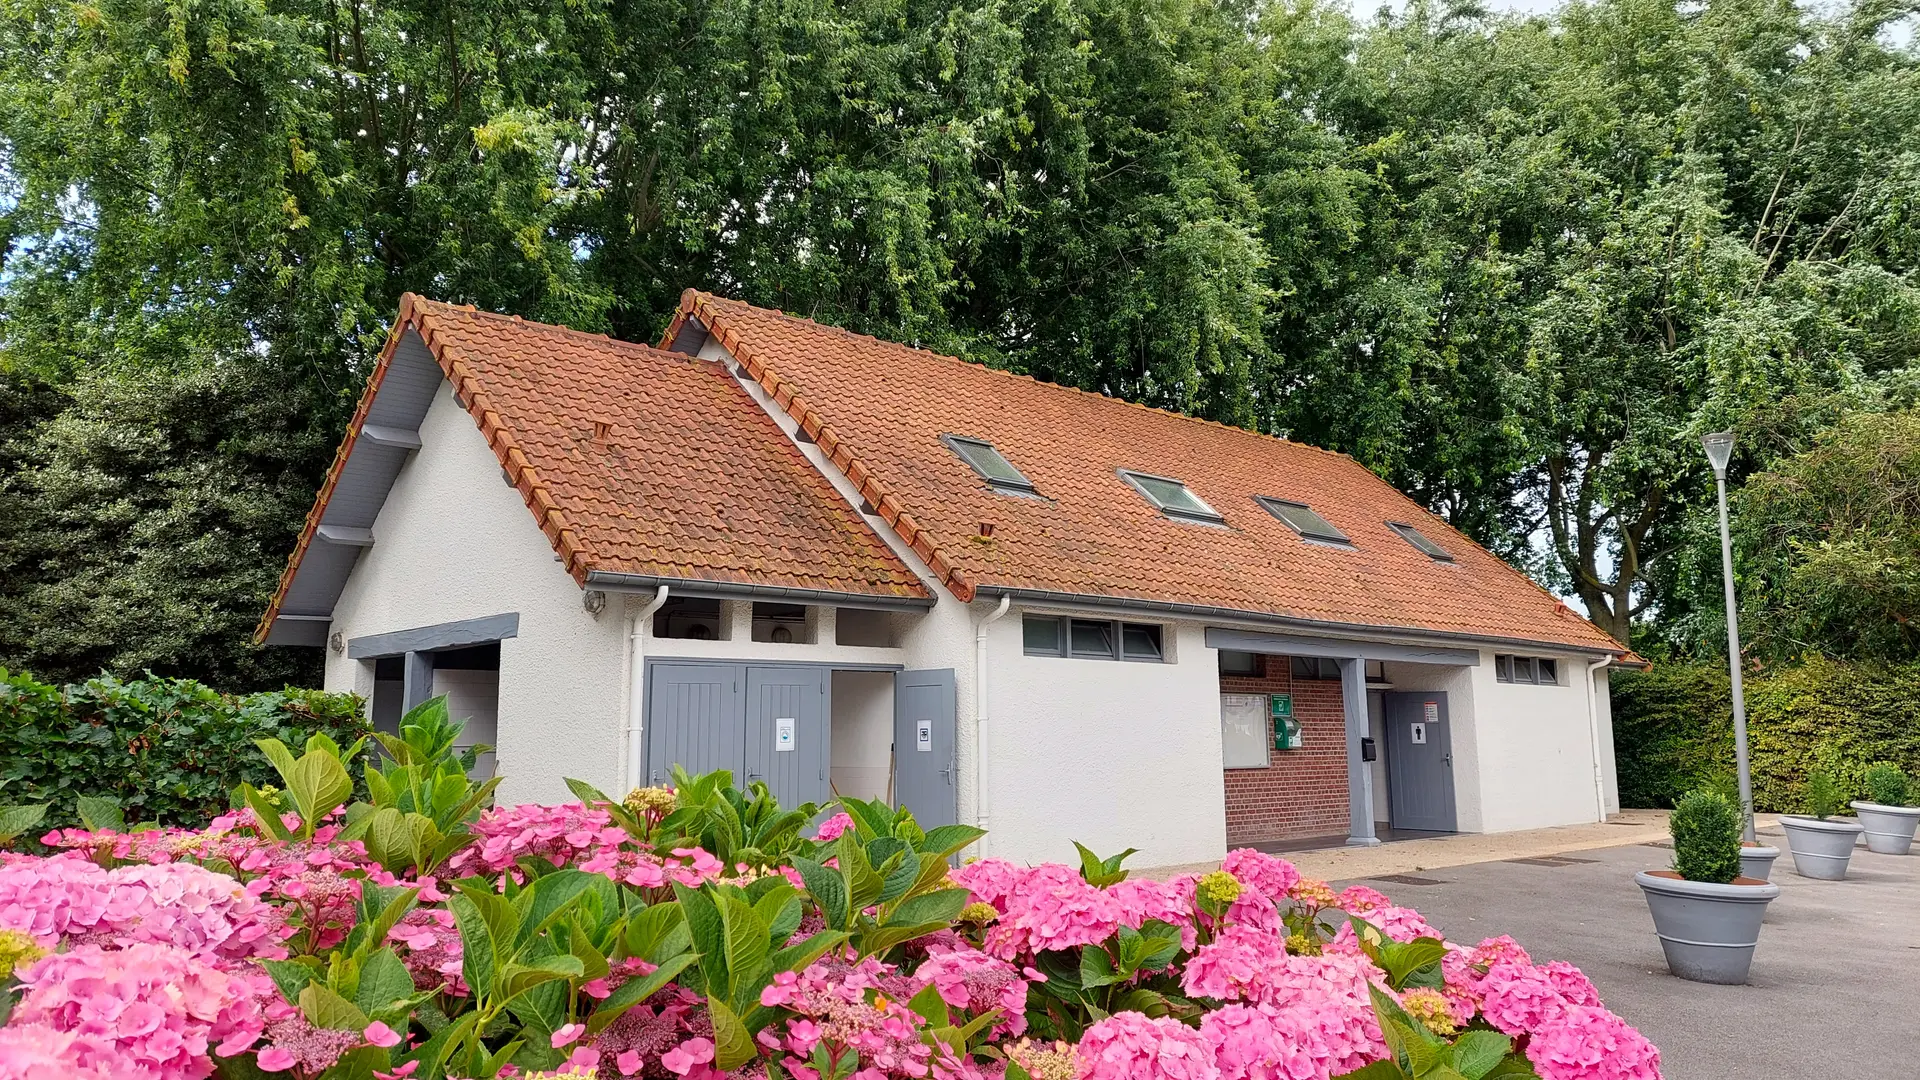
[1331,820,1917,1080]
[1140,809,1697,881]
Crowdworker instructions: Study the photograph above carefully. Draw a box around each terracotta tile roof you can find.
[667,291,1632,657]
[257,296,930,640]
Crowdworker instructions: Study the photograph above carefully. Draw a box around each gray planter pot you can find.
[1849,801,1920,855]
[1739,844,1779,881]
[1779,815,1864,879]
[1635,870,1780,984]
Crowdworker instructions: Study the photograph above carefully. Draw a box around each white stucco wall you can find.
[323,381,630,806]
[984,609,1228,869]
[1459,652,1608,832]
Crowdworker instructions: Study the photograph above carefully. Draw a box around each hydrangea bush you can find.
[0,697,1661,1080]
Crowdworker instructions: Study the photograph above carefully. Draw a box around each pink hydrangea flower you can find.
[0,857,289,962]
[1333,885,1390,914]
[982,864,1121,959]
[1477,961,1573,1035]
[445,803,627,876]
[1077,1011,1220,1080]
[1201,1002,1387,1080]
[1326,906,1442,955]
[813,813,854,842]
[1526,1005,1662,1080]
[948,858,1025,911]
[13,942,267,1079]
[911,946,1030,1036]
[1221,849,1300,901]
[0,1023,116,1079]
[1181,929,1386,1072]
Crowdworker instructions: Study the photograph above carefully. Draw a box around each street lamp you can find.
[1702,430,1756,843]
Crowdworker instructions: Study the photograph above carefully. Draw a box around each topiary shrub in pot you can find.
[1636,787,1781,984]
[1850,762,1920,855]
[1779,770,1866,879]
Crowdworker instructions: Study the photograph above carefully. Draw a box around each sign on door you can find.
[775,717,796,752]
[1410,722,1427,745]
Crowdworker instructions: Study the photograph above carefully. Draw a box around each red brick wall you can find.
[1220,656,1351,844]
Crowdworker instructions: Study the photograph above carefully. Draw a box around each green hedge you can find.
[1612,657,1920,811]
[0,668,369,829]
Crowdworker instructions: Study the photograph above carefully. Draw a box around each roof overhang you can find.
[973,585,1639,665]
[259,319,446,646]
[583,571,935,612]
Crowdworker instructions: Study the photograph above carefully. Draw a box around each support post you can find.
[1339,657,1380,846]
[402,651,434,713]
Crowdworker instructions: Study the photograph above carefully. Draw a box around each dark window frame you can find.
[1496,654,1563,685]
[1117,469,1225,524]
[941,434,1039,496]
[1219,650,1263,677]
[1255,496,1351,545]
[1290,655,1343,681]
[1387,521,1455,562]
[1022,615,1166,662]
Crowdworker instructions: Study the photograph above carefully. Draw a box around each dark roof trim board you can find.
[980,585,1640,663]
[348,613,521,659]
[582,571,935,611]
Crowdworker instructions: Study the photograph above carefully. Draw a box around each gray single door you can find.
[744,666,831,808]
[646,663,745,786]
[893,669,958,829]
[1384,692,1457,832]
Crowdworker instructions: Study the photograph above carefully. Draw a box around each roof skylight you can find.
[1388,521,1455,561]
[943,435,1037,495]
[1256,497,1350,544]
[1120,470,1223,523]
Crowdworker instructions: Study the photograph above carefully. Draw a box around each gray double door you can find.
[646,662,959,826]
[646,663,830,808]
[1384,691,1457,832]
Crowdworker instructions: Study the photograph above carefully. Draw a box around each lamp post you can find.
[1702,430,1756,843]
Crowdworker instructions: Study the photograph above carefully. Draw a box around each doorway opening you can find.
[368,643,500,777]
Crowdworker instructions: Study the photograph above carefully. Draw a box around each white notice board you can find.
[1220,694,1270,769]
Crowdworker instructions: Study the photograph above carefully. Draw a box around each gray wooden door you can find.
[744,666,831,808]
[646,663,746,786]
[1384,692,1457,832]
[893,669,958,829]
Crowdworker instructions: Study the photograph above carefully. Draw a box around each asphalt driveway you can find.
[1336,825,1917,1079]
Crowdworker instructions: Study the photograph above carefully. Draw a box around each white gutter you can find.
[1584,656,1611,822]
[974,595,1013,854]
[624,586,671,792]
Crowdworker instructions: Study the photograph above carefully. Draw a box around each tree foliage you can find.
[1732,410,1920,659]
[1611,657,1920,810]
[0,0,1916,685]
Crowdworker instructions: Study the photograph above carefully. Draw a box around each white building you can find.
[260,292,1639,869]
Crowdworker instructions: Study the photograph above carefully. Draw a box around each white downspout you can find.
[1584,656,1611,823]
[624,586,671,793]
[974,595,1012,854]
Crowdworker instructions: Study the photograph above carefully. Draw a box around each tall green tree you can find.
[1,0,1916,683]
[1306,0,1920,643]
